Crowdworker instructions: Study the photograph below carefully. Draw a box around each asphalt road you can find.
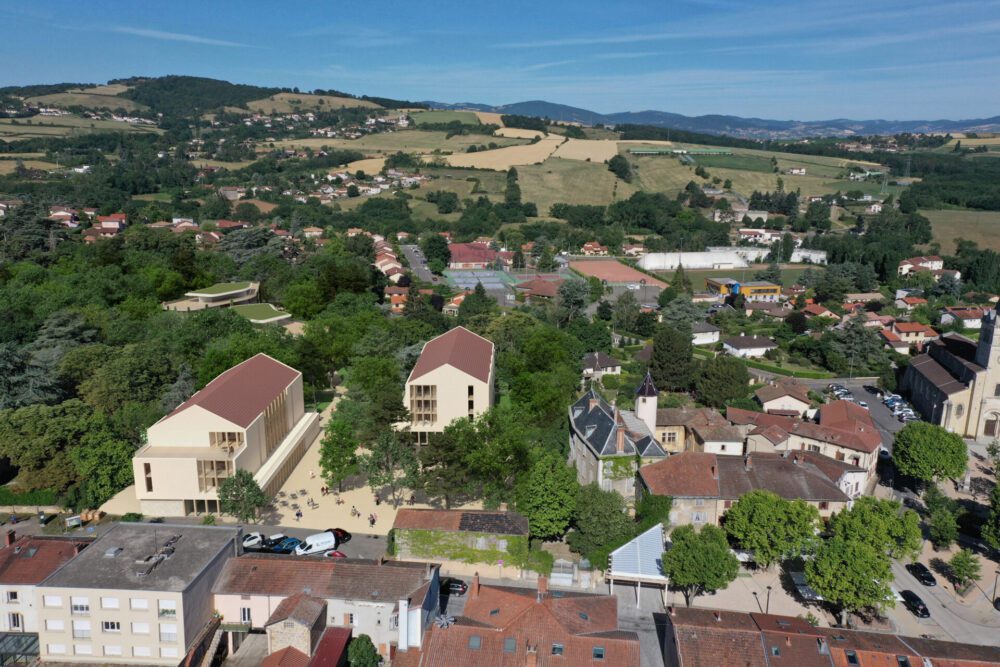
[239,525,387,560]
[888,560,1000,645]
[402,244,435,283]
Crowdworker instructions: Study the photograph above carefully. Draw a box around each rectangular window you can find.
[74,644,92,655]
[72,620,91,639]
[504,637,516,653]
[47,644,67,655]
[552,643,565,656]
[158,600,176,617]
[994,383,1000,398]
[101,597,119,610]
[240,607,252,624]
[6,591,17,603]
[468,385,475,398]
[197,459,235,492]
[819,501,829,510]
[102,621,121,633]
[409,385,437,426]
[692,511,707,524]
[593,646,606,660]
[144,462,153,493]
[159,623,178,643]
[43,595,62,608]
[846,650,859,666]
[134,646,152,657]
[723,501,733,509]
[666,432,677,443]
[130,597,148,610]
[8,613,21,630]
[346,613,355,626]
[897,658,911,667]
[161,647,179,659]
[835,451,845,461]
[468,635,482,650]
[46,619,65,632]
[70,597,89,615]
[694,498,705,507]
[131,622,150,635]
[104,645,123,656]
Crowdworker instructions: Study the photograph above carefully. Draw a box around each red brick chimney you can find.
[616,427,625,453]
[744,454,753,471]
[537,576,548,602]
[525,644,538,667]
[785,636,792,647]
[471,572,480,599]
[4,530,14,547]
[713,611,722,622]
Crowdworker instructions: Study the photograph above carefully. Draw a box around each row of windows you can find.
[46,643,179,659]
[42,596,175,616]
[466,635,605,659]
[47,619,177,642]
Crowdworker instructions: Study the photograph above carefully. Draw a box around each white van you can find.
[294,532,338,556]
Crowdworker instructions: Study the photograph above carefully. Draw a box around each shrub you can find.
[121,512,144,523]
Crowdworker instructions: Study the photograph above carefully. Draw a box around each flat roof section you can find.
[40,523,238,592]
[186,281,254,297]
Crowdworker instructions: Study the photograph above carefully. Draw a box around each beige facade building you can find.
[133,353,320,516]
[404,327,495,444]
[36,523,238,665]
[903,311,1000,442]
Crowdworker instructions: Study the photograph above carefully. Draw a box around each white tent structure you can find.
[607,524,669,606]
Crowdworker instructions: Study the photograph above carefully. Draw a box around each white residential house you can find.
[723,335,778,358]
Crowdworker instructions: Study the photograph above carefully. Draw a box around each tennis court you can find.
[445,270,514,291]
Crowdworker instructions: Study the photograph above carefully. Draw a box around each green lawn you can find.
[231,303,288,321]
[410,110,481,125]
[693,154,774,173]
[922,208,1000,253]
[660,266,813,290]
[189,281,252,295]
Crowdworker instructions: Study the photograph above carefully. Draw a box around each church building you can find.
[902,309,1000,441]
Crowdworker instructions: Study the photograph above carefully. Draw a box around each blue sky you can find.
[2,0,999,120]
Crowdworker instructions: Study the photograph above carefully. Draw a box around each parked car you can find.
[327,528,352,545]
[243,532,286,550]
[270,537,302,554]
[907,562,937,586]
[323,550,347,558]
[295,531,339,556]
[901,590,930,618]
[858,401,869,408]
[442,578,469,596]
[863,385,881,395]
[994,597,1000,612]
[878,447,892,461]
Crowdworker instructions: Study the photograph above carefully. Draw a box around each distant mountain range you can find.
[423,99,1000,139]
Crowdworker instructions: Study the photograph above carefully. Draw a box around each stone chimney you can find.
[525,644,538,667]
[588,397,599,411]
[4,530,14,547]
[710,464,718,480]
[471,572,480,599]
[713,611,722,622]
[785,636,792,648]
[744,454,753,472]
[537,576,548,603]
[616,426,626,454]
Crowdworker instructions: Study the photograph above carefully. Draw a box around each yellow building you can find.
[705,278,781,302]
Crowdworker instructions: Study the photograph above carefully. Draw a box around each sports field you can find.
[410,110,480,125]
[652,266,813,290]
[922,208,1000,253]
[569,260,667,288]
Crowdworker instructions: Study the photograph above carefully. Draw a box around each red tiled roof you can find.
[0,535,90,584]
[262,647,309,667]
[311,627,351,666]
[944,307,985,320]
[516,277,564,298]
[165,353,300,428]
[448,243,498,265]
[802,304,834,317]
[639,452,720,497]
[392,509,528,535]
[407,326,494,384]
[266,592,325,627]
[894,322,935,334]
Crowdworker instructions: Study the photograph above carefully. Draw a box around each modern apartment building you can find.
[404,327,494,445]
[132,353,320,515]
[36,523,239,665]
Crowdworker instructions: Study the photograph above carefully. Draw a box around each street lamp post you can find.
[766,585,772,614]
[752,591,762,613]
[992,570,999,602]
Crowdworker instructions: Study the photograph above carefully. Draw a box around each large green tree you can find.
[218,469,268,523]
[319,417,358,493]
[661,524,739,607]
[695,355,750,408]
[358,431,420,508]
[567,483,634,564]
[893,422,968,482]
[805,535,894,626]
[949,549,982,588]
[514,454,579,540]
[982,483,1000,551]
[722,490,819,568]
[828,497,921,560]
[650,324,695,391]
[347,634,380,667]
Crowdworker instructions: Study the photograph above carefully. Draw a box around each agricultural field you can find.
[495,127,545,139]
[271,130,524,155]
[552,138,618,162]
[0,158,58,174]
[922,208,1000,253]
[246,92,380,114]
[693,154,773,173]
[344,157,387,174]
[444,135,564,170]
[474,111,504,125]
[518,157,639,215]
[131,193,173,202]
[410,110,480,125]
[0,115,161,141]
[939,135,1000,153]
[25,84,145,112]
[189,158,258,170]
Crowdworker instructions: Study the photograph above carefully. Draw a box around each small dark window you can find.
[593,646,605,659]
[503,637,516,653]
[489,608,500,616]
[468,636,481,650]
[897,658,911,667]
[994,383,1000,397]
[468,385,475,398]
[771,647,780,657]
[578,612,589,621]
[819,501,829,510]
[846,649,859,666]
[552,643,564,656]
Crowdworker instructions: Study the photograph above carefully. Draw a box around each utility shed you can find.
[607,524,669,606]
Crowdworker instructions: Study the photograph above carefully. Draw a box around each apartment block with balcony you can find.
[132,353,320,516]
[404,327,494,445]
[36,523,239,665]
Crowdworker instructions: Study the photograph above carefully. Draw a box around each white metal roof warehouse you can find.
[637,251,750,271]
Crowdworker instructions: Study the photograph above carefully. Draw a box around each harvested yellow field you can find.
[495,127,547,139]
[444,136,565,170]
[344,157,386,174]
[519,158,638,214]
[620,140,676,148]
[189,158,258,170]
[552,139,619,162]
[475,111,504,126]
[26,92,145,111]
[272,131,523,154]
[75,84,132,95]
[247,92,380,114]
[0,159,57,174]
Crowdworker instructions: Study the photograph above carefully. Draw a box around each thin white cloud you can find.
[110,26,247,47]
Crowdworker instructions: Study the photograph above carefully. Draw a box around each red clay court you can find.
[570,260,668,288]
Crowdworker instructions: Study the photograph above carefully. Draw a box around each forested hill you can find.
[116,76,281,117]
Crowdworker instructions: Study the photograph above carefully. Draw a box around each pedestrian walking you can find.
[295,509,303,522]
